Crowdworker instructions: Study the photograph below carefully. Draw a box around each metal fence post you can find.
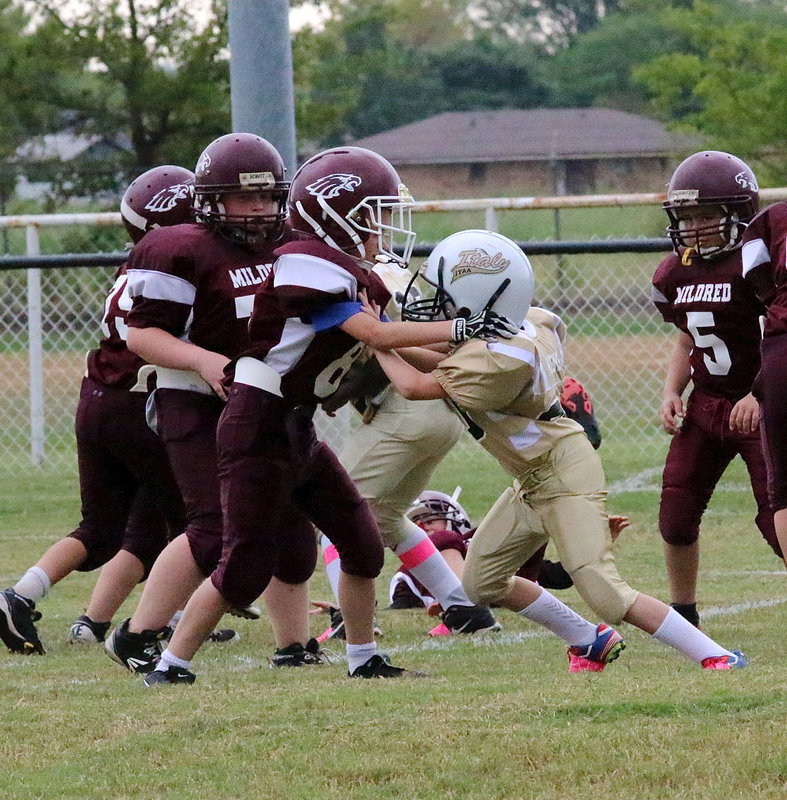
[485,207,498,232]
[26,224,44,466]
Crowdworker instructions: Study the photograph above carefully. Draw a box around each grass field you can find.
[1,445,785,800]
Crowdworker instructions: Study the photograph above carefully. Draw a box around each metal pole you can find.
[228,0,297,175]
[26,224,44,466]
[485,207,498,232]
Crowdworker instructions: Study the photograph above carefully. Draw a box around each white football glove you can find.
[450,310,519,344]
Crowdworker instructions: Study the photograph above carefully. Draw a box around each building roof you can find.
[350,108,700,165]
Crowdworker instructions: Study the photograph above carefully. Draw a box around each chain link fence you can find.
[3,191,784,477]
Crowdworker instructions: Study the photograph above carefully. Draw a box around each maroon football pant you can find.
[70,377,183,575]
[756,335,787,530]
[214,384,383,608]
[659,389,780,557]
[155,387,318,584]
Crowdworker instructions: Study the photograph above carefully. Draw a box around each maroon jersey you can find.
[741,201,787,337]
[85,265,148,389]
[236,239,391,406]
[652,248,764,400]
[126,223,278,357]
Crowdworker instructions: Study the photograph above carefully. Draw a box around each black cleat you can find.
[105,618,168,673]
[328,606,346,640]
[207,628,240,644]
[441,604,501,634]
[389,581,424,609]
[349,653,426,678]
[0,588,45,654]
[227,604,261,620]
[143,665,196,686]
[68,615,111,644]
[270,637,327,667]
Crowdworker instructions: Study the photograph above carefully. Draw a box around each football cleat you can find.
[105,618,169,673]
[349,653,426,678]
[143,665,197,686]
[68,615,111,644]
[227,604,261,620]
[389,580,424,609]
[0,588,45,654]
[701,650,749,670]
[317,606,383,642]
[441,604,501,634]
[567,623,625,672]
[270,638,327,668]
[207,628,240,644]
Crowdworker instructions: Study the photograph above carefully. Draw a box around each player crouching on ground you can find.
[371,228,748,671]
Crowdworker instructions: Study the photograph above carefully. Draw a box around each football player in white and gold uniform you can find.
[372,229,748,671]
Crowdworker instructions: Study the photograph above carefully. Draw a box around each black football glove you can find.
[450,309,519,344]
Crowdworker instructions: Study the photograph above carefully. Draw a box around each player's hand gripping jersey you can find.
[432,307,586,473]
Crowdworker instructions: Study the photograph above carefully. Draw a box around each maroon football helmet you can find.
[663,150,759,258]
[288,146,416,265]
[120,165,195,243]
[193,132,289,247]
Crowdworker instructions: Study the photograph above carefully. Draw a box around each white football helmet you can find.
[403,229,534,328]
[406,489,472,535]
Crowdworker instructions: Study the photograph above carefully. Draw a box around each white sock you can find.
[321,534,342,604]
[394,529,470,609]
[14,567,51,603]
[346,641,377,673]
[652,608,733,663]
[518,588,598,646]
[156,648,192,673]
[168,610,183,630]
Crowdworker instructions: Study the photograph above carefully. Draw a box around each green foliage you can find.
[21,0,231,189]
[633,0,787,181]
[547,9,690,111]
[294,0,551,144]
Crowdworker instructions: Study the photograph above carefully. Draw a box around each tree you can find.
[633,0,787,181]
[34,0,231,175]
[469,0,621,49]
[546,6,690,111]
[292,0,550,147]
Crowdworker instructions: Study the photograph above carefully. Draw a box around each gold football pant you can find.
[463,433,639,624]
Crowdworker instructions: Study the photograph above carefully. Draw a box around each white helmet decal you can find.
[306,173,362,199]
[734,170,758,192]
[144,183,193,213]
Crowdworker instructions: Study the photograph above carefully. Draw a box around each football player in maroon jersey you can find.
[104,134,327,673]
[0,165,193,656]
[652,151,781,628]
[143,146,518,685]
[741,193,787,568]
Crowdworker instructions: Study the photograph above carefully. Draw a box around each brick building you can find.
[350,108,701,199]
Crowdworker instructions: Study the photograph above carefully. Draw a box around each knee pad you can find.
[659,487,701,546]
[461,571,513,608]
[569,562,633,625]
